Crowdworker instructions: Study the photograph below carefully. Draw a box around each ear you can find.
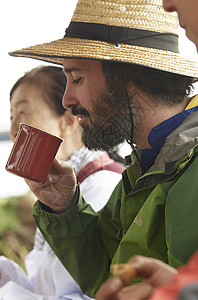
[127,81,136,97]
[122,70,136,96]
[59,110,80,138]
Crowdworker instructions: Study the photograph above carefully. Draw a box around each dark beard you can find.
[81,88,132,152]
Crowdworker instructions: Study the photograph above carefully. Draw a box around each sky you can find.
[0,1,198,197]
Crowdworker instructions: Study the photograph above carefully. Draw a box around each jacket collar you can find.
[129,101,198,177]
[141,105,198,172]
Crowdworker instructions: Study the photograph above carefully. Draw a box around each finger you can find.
[96,278,124,300]
[24,178,43,191]
[118,282,153,300]
[51,159,76,188]
[24,176,53,192]
[128,256,165,278]
[128,255,176,287]
[52,158,73,173]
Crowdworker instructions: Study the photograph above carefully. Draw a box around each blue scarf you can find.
[141,106,198,172]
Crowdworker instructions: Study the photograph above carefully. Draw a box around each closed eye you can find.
[10,111,25,120]
[73,78,82,84]
[19,110,25,115]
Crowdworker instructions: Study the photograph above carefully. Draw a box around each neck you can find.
[132,93,190,149]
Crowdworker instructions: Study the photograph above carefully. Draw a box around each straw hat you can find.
[9,0,198,77]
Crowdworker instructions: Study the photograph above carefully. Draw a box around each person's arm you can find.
[0,251,94,300]
[26,158,123,297]
[0,256,34,291]
[33,186,122,297]
[32,178,123,297]
[25,228,95,300]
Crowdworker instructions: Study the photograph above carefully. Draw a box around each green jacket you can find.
[33,110,198,297]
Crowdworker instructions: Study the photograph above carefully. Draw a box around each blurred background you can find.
[1,0,79,198]
[0,1,198,267]
[0,0,79,267]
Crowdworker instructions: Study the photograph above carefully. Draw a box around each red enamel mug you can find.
[5,123,63,183]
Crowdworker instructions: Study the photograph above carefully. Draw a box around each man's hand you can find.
[95,255,177,300]
[25,158,77,213]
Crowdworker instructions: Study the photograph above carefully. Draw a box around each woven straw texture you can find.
[71,0,178,33]
[9,0,198,77]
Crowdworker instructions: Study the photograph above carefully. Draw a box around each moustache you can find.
[71,106,90,117]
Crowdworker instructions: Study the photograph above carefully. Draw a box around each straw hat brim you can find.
[9,37,198,78]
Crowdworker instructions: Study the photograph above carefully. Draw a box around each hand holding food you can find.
[96,256,177,300]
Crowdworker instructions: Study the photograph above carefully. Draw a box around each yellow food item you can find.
[111,263,137,285]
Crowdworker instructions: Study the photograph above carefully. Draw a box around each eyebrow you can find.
[17,99,28,104]
[63,67,82,74]
[10,99,28,112]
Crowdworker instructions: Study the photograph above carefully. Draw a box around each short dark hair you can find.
[10,66,67,115]
[101,61,197,106]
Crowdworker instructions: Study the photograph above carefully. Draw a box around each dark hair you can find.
[10,66,67,115]
[101,61,197,106]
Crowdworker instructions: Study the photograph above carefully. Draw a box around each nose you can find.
[62,83,79,109]
[162,0,176,12]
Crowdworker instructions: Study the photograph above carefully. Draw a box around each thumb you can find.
[96,277,124,300]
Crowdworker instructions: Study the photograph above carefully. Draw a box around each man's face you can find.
[62,59,131,151]
[163,0,198,50]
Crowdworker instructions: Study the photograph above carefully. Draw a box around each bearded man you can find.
[9,0,198,298]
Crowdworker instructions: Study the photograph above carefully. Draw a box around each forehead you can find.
[10,82,42,107]
[175,0,198,10]
[63,58,103,74]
